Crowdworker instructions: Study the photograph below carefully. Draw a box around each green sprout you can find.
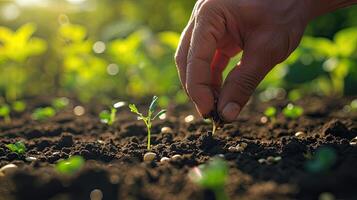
[129,96,166,150]
[52,97,69,110]
[283,103,303,119]
[55,155,85,175]
[32,107,56,121]
[99,108,117,125]
[264,106,277,123]
[305,147,337,173]
[189,158,229,200]
[12,101,26,112]
[0,104,11,123]
[6,141,26,154]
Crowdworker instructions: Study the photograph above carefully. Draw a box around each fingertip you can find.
[221,102,241,122]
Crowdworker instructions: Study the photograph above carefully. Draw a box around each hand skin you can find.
[175,0,357,122]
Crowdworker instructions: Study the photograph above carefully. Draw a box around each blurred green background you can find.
[0,0,356,106]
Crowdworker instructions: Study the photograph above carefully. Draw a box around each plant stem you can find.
[147,124,151,150]
[213,187,228,200]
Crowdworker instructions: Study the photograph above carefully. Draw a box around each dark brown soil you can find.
[0,96,356,200]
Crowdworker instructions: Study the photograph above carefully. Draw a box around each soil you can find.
[0,96,356,200]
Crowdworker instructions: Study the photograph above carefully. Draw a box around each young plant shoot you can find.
[6,141,26,154]
[264,106,277,123]
[32,107,56,121]
[55,155,85,175]
[283,103,303,119]
[189,158,229,200]
[0,104,11,123]
[129,96,166,150]
[99,101,126,125]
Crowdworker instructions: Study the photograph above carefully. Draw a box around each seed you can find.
[90,189,103,200]
[295,131,306,138]
[73,106,85,116]
[350,137,357,146]
[161,127,172,134]
[274,156,282,162]
[171,154,182,161]
[260,116,268,124]
[258,158,266,164]
[160,157,170,163]
[25,156,37,162]
[0,164,18,174]
[143,152,156,162]
[184,115,194,123]
[228,146,237,152]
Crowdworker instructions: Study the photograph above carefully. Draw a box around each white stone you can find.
[160,157,170,163]
[0,164,18,174]
[25,156,37,162]
[161,127,172,134]
[295,131,306,138]
[184,115,194,123]
[171,154,182,160]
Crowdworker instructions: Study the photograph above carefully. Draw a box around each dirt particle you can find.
[323,120,352,139]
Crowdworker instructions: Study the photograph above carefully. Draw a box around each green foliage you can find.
[305,147,337,173]
[99,108,117,125]
[52,97,69,110]
[189,158,229,200]
[283,103,304,119]
[0,104,11,123]
[55,156,85,175]
[6,141,26,154]
[350,99,357,111]
[264,107,277,118]
[129,96,166,150]
[12,101,26,112]
[32,107,56,121]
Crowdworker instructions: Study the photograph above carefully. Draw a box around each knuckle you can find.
[228,71,259,99]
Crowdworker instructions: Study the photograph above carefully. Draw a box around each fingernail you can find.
[222,102,240,122]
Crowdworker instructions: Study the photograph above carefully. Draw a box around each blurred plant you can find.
[12,101,26,112]
[350,99,357,111]
[55,155,85,175]
[129,96,166,150]
[52,97,69,110]
[6,141,26,154]
[283,103,304,119]
[100,108,117,125]
[305,147,337,173]
[0,104,11,123]
[264,106,277,123]
[189,158,229,200]
[32,107,56,121]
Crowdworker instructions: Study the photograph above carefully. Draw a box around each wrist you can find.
[304,0,357,20]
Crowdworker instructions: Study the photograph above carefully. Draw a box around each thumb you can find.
[217,43,275,122]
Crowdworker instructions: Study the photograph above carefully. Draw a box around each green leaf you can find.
[99,110,111,124]
[152,109,166,120]
[0,104,10,117]
[32,107,56,121]
[129,104,139,114]
[264,107,277,118]
[12,101,26,112]
[6,141,26,154]
[282,103,303,119]
[55,156,85,175]
[305,147,336,173]
[149,96,158,114]
[52,97,69,110]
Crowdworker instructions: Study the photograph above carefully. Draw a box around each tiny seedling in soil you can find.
[264,106,277,123]
[129,96,166,150]
[0,104,11,123]
[99,101,126,125]
[12,101,26,112]
[52,97,69,110]
[283,103,303,119]
[305,147,337,173]
[6,141,26,154]
[32,107,56,121]
[189,158,229,200]
[55,155,85,175]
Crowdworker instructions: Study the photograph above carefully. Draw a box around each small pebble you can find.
[0,164,18,174]
[143,152,156,162]
[239,142,248,148]
[350,137,357,146]
[73,106,85,116]
[274,156,282,162]
[228,146,237,152]
[97,140,105,144]
[260,116,268,124]
[90,189,103,200]
[171,154,182,161]
[25,156,37,162]
[160,157,170,163]
[184,115,194,123]
[161,127,172,134]
[258,158,266,164]
[295,131,306,138]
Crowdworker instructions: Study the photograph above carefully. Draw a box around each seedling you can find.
[6,141,26,154]
[264,106,277,123]
[32,107,56,121]
[305,147,336,173]
[283,103,303,119]
[12,101,26,112]
[55,155,85,175]
[52,97,69,110]
[189,158,229,200]
[0,104,11,123]
[99,101,126,125]
[129,96,166,150]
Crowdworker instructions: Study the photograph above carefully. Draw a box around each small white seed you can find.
[184,115,194,123]
[258,158,266,164]
[143,152,156,162]
[171,154,182,160]
[260,116,268,124]
[161,127,172,134]
[274,156,282,162]
[0,164,18,174]
[160,157,170,163]
[25,156,37,162]
[295,131,306,138]
[350,137,357,146]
